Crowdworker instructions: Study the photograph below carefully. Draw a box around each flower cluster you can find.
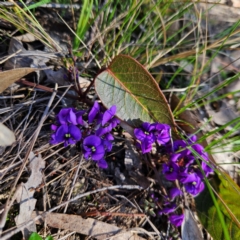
[134,122,170,153]
[134,122,214,228]
[163,135,213,196]
[50,101,120,168]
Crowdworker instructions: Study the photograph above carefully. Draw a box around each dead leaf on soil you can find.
[32,211,146,240]
[0,68,37,93]
[0,123,15,147]
[15,152,45,239]
[181,209,203,240]
[14,33,38,43]
[205,99,239,131]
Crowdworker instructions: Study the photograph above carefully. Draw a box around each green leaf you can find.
[73,0,93,50]
[95,55,176,130]
[28,232,42,240]
[195,172,240,240]
[45,236,53,240]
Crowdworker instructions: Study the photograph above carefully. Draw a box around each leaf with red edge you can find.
[95,55,176,132]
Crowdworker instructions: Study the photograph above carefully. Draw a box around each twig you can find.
[1,185,143,240]
[0,84,58,237]
[81,211,145,218]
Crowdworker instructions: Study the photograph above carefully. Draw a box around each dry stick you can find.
[0,94,25,99]
[115,195,158,239]
[133,199,161,239]
[0,49,22,64]
[17,80,79,101]
[1,185,143,240]
[0,97,51,114]
[82,211,145,218]
[63,154,84,212]
[0,84,58,236]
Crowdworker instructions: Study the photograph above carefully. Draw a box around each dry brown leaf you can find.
[0,68,37,93]
[14,33,38,43]
[0,123,15,147]
[15,152,45,239]
[32,211,146,240]
[205,100,239,131]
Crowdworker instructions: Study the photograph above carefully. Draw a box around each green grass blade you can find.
[73,0,93,50]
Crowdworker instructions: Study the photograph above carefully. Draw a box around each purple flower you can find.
[137,138,154,153]
[88,101,101,123]
[57,108,78,125]
[152,123,170,145]
[201,160,214,177]
[97,158,108,169]
[184,180,204,196]
[83,135,105,161]
[76,110,86,126]
[169,213,184,227]
[169,187,182,199]
[50,124,81,147]
[179,172,204,196]
[159,202,177,214]
[96,128,114,151]
[102,105,117,126]
[171,153,195,168]
[134,122,155,142]
[162,161,180,181]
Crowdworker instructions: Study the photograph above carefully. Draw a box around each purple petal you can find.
[96,127,110,137]
[188,135,197,143]
[160,203,177,214]
[162,162,179,181]
[170,153,182,162]
[179,172,200,184]
[76,110,86,126]
[184,180,204,196]
[102,140,113,151]
[68,125,81,141]
[55,124,68,142]
[153,123,170,145]
[169,188,182,199]
[51,124,58,131]
[141,139,153,153]
[50,133,58,145]
[105,132,114,141]
[92,144,105,160]
[88,101,100,123]
[169,214,184,227]
[83,135,101,148]
[84,151,91,160]
[143,122,155,132]
[134,128,146,141]
[68,108,77,124]
[102,105,117,126]
[201,161,214,177]
[110,117,120,128]
[58,108,77,125]
[97,158,108,169]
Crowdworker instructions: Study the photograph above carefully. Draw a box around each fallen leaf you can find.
[15,152,45,239]
[181,209,203,240]
[0,123,15,147]
[0,68,37,93]
[205,100,239,131]
[32,211,146,240]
